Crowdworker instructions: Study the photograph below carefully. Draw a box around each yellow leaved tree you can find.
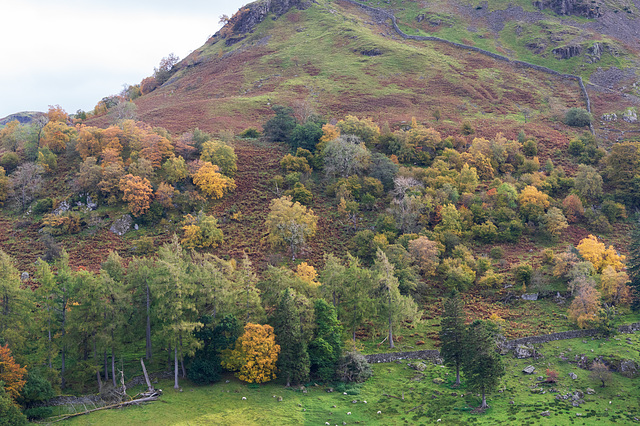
[576,234,625,273]
[265,196,318,260]
[221,323,280,384]
[192,162,236,199]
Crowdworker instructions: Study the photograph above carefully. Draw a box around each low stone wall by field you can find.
[365,349,441,363]
[365,322,640,363]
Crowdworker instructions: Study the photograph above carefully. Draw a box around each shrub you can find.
[489,247,504,260]
[23,407,53,421]
[187,356,222,385]
[522,139,538,157]
[0,152,20,172]
[565,108,592,127]
[514,263,533,287]
[285,182,313,205]
[337,351,372,383]
[32,198,53,215]
[239,128,261,139]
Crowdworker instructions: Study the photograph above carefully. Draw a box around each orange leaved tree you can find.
[0,344,27,401]
[221,323,280,384]
[119,174,153,217]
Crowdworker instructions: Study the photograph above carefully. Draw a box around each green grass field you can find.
[54,330,640,425]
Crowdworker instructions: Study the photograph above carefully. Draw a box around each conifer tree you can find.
[272,288,310,387]
[440,290,466,386]
[463,320,505,409]
[309,299,343,382]
[627,220,640,310]
[374,249,420,348]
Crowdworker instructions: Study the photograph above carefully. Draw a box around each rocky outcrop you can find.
[0,111,45,126]
[224,0,306,37]
[552,45,582,59]
[533,0,603,18]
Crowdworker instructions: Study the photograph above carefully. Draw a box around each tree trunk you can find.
[94,338,102,393]
[111,344,116,387]
[61,297,67,389]
[146,280,152,360]
[455,363,461,386]
[47,311,52,369]
[179,333,186,378]
[174,345,179,390]
[388,288,394,349]
[140,358,152,391]
[481,389,488,409]
[167,344,171,370]
[104,350,109,382]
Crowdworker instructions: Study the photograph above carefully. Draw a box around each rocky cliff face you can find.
[223,0,306,41]
[533,0,603,18]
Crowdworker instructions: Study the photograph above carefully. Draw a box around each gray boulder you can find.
[515,344,534,359]
[523,365,535,374]
[110,215,133,236]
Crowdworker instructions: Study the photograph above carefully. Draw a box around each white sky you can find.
[0,0,249,118]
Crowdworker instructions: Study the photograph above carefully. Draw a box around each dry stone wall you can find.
[365,322,640,363]
[340,0,594,133]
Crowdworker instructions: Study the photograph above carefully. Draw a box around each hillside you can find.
[115,0,639,144]
[2,0,640,424]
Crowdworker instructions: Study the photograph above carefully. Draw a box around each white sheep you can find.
[242,397,247,400]
[377,411,382,414]
[347,412,351,415]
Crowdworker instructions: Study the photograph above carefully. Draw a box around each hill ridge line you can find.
[340,0,595,134]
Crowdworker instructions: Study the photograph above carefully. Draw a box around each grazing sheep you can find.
[242,397,247,400]
[377,411,382,414]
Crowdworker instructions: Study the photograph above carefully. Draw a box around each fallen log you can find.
[47,394,161,423]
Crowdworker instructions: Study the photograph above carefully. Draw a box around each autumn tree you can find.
[40,121,75,153]
[599,266,631,306]
[322,135,372,178]
[336,115,380,145]
[153,53,180,85]
[408,236,440,276]
[181,211,223,250]
[0,120,20,152]
[543,207,569,239]
[192,162,236,199]
[589,360,612,387]
[576,235,625,273]
[221,323,280,384]
[162,155,189,183]
[265,196,318,260]
[0,345,27,403]
[574,164,603,202]
[518,185,549,222]
[155,182,176,208]
[10,162,43,211]
[140,132,173,168]
[119,174,153,217]
[0,167,8,206]
[201,140,237,177]
[568,282,601,328]
[562,194,584,223]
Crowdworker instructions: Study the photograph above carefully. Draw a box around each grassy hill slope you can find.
[120,0,638,144]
